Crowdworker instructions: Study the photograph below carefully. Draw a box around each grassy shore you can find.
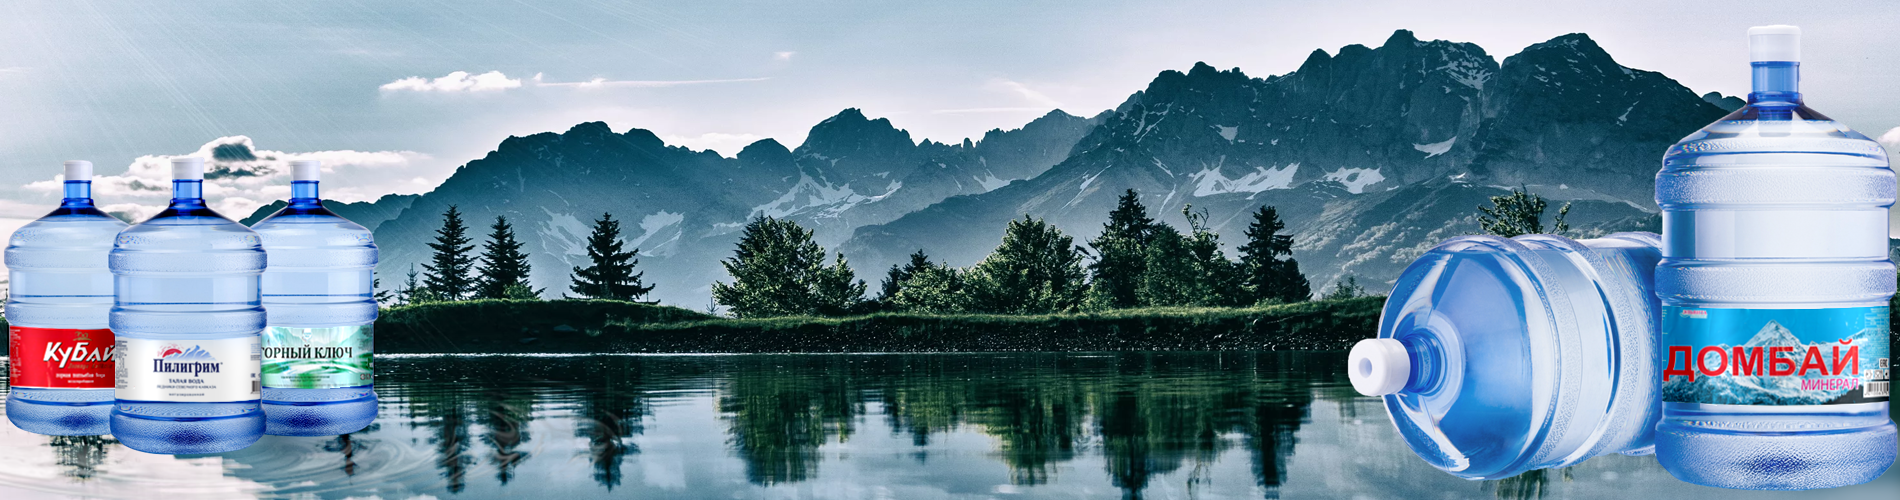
[0,297,1386,356]
[375,297,1385,353]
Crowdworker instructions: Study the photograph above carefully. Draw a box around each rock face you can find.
[241,193,419,230]
[334,109,1096,305]
[843,30,1719,292]
[336,30,1728,307]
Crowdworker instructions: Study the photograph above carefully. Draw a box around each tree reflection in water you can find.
[48,435,116,480]
[381,352,1337,498]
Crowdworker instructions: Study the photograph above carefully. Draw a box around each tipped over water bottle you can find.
[6,161,127,435]
[1349,232,1664,480]
[1652,25,1895,490]
[252,160,379,436]
[109,157,266,453]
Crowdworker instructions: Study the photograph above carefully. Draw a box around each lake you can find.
[1,352,1894,499]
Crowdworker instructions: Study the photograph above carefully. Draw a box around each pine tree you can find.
[422,205,476,300]
[475,215,536,299]
[569,213,654,302]
[877,250,934,304]
[1322,276,1366,300]
[1085,189,1155,310]
[890,265,966,314]
[964,215,1088,314]
[1137,206,1242,307]
[397,264,428,306]
[1238,205,1311,304]
[1479,189,1570,238]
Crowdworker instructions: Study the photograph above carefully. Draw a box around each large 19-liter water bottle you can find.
[252,160,378,436]
[1349,232,1664,480]
[1652,25,1895,490]
[5,161,126,435]
[109,157,266,453]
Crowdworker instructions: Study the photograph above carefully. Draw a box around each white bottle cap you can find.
[64,160,92,181]
[171,157,205,181]
[1748,25,1800,62]
[1348,338,1412,396]
[291,160,322,182]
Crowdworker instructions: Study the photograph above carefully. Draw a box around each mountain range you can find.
[245,30,1730,308]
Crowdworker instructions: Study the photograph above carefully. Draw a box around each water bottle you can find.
[1653,25,1895,490]
[5,161,127,435]
[109,157,266,453]
[1349,232,1664,480]
[251,160,378,436]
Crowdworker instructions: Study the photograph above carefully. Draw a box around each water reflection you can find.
[1,353,1893,499]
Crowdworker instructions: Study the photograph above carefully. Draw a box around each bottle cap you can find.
[64,160,92,181]
[291,160,321,182]
[1748,25,1800,62]
[171,157,205,181]
[1349,338,1411,396]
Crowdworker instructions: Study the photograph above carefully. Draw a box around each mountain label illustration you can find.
[114,337,262,403]
[1661,307,1892,406]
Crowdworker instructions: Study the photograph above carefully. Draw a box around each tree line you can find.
[388,186,1575,319]
[712,189,1322,318]
[394,206,655,305]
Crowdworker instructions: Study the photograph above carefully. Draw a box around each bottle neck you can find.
[1748,61,1801,105]
[60,180,94,209]
[290,180,322,208]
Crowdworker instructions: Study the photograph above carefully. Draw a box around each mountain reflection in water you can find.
[1,353,1893,499]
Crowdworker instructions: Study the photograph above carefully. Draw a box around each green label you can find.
[262,325,373,389]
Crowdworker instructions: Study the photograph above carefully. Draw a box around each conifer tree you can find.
[1238,205,1311,304]
[1136,206,1242,307]
[1086,189,1154,310]
[475,215,536,299]
[878,250,934,304]
[422,205,476,300]
[569,213,654,302]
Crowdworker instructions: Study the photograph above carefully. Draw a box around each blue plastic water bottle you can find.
[1652,25,1895,490]
[1350,232,1664,479]
[109,157,266,454]
[252,160,379,436]
[6,161,126,435]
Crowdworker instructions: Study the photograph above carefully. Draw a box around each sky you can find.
[1,0,1896,232]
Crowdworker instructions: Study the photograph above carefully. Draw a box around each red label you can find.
[8,326,116,389]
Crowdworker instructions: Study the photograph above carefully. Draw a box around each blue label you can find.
[1661,306,1890,405]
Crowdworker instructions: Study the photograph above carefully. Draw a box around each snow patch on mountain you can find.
[1325,167,1386,194]
[1215,125,1239,142]
[974,171,1010,192]
[1413,138,1456,158]
[536,209,592,268]
[1190,163,1298,196]
[752,173,876,219]
[628,210,684,255]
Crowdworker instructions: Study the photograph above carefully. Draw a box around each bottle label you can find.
[113,337,260,402]
[261,325,373,389]
[1662,306,1891,405]
[7,326,116,389]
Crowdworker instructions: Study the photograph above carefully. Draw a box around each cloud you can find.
[531,73,770,88]
[661,132,768,157]
[773,51,796,61]
[23,136,426,221]
[379,70,523,92]
[379,70,771,93]
[985,79,1061,108]
[1879,126,1900,152]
